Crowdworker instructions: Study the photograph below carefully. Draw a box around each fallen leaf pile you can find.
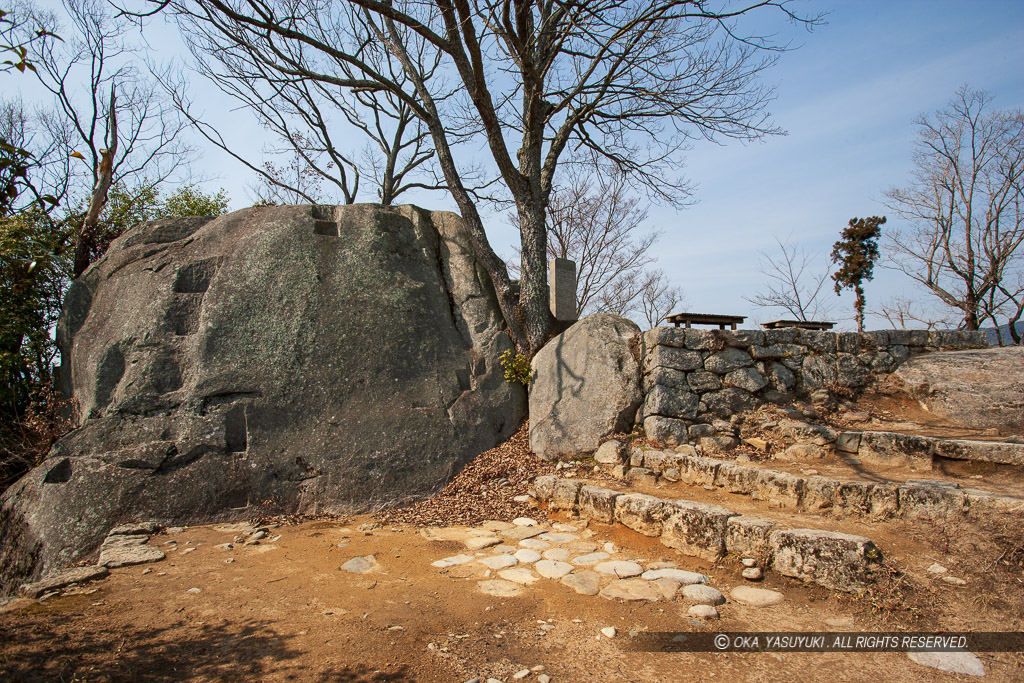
[377,420,556,527]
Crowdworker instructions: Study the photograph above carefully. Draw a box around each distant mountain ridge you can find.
[981,321,1024,345]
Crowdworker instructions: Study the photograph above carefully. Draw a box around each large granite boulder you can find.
[529,313,642,459]
[894,346,1024,432]
[0,204,525,592]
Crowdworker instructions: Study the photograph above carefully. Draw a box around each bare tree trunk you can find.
[516,200,555,351]
[74,86,117,278]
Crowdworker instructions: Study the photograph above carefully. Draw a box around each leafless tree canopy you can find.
[884,86,1024,342]
[545,168,657,314]
[509,166,685,327]
[168,2,452,206]
[870,295,956,332]
[746,236,833,322]
[153,0,816,352]
[12,0,193,272]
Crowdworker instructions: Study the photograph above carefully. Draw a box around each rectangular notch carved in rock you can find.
[314,220,339,237]
[164,294,202,336]
[173,257,222,293]
[224,404,248,453]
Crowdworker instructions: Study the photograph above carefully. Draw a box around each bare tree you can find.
[514,166,660,315]
[638,269,685,328]
[167,3,450,206]
[884,86,1024,338]
[746,236,833,321]
[24,0,193,275]
[156,0,817,353]
[870,295,956,331]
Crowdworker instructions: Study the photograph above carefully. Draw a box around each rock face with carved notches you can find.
[0,204,525,593]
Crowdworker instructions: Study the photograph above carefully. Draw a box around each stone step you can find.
[595,442,1024,521]
[533,475,884,593]
[843,430,1024,468]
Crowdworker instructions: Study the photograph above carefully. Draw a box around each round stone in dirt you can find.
[741,567,763,581]
[561,571,601,596]
[682,584,725,606]
[535,560,574,579]
[688,605,719,619]
[594,561,643,578]
[478,579,523,597]
[341,555,378,573]
[730,585,784,607]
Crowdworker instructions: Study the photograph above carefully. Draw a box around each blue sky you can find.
[646,1,1024,328]
[20,0,1024,330]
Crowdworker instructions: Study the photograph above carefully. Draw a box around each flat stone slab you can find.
[432,554,475,568]
[498,568,540,585]
[341,555,379,574]
[19,565,109,599]
[594,560,644,578]
[730,585,784,607]
[599,578,662,601]
[561,570,601,596]
[512,517,538,526]
[535,560,574,579]
[482,520,516,531]
[682,584,725,606]
[421,527,470,542]
[908,651,985,677]
[518,538,550,550]
[537,532,579,544]
[514,549,542,564]
[571,552,610,566]
[478,579,523,597]
[502,526,546,541]
[98,535,166,568]
[641,568,707,584]
[465,536,502,551]
[479,554,518,570]
[108,521,160,536]
[567,541,600,553]
[569,548,606,565]
[542,548,571,562]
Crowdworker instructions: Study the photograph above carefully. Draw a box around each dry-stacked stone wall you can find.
[639,327,988,447]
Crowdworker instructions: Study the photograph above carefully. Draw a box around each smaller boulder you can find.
[530,314,642,459]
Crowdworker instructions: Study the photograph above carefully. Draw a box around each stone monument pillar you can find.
[549,257,578,322]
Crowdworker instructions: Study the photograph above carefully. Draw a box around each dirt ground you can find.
[2,399,1023,682]
[1,506,1022,682]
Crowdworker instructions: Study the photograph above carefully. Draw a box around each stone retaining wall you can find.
[639,327,988,447]
[533,475,884,592]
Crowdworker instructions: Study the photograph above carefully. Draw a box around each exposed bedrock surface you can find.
[1,204,525,591]
[894,346,1024,432]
